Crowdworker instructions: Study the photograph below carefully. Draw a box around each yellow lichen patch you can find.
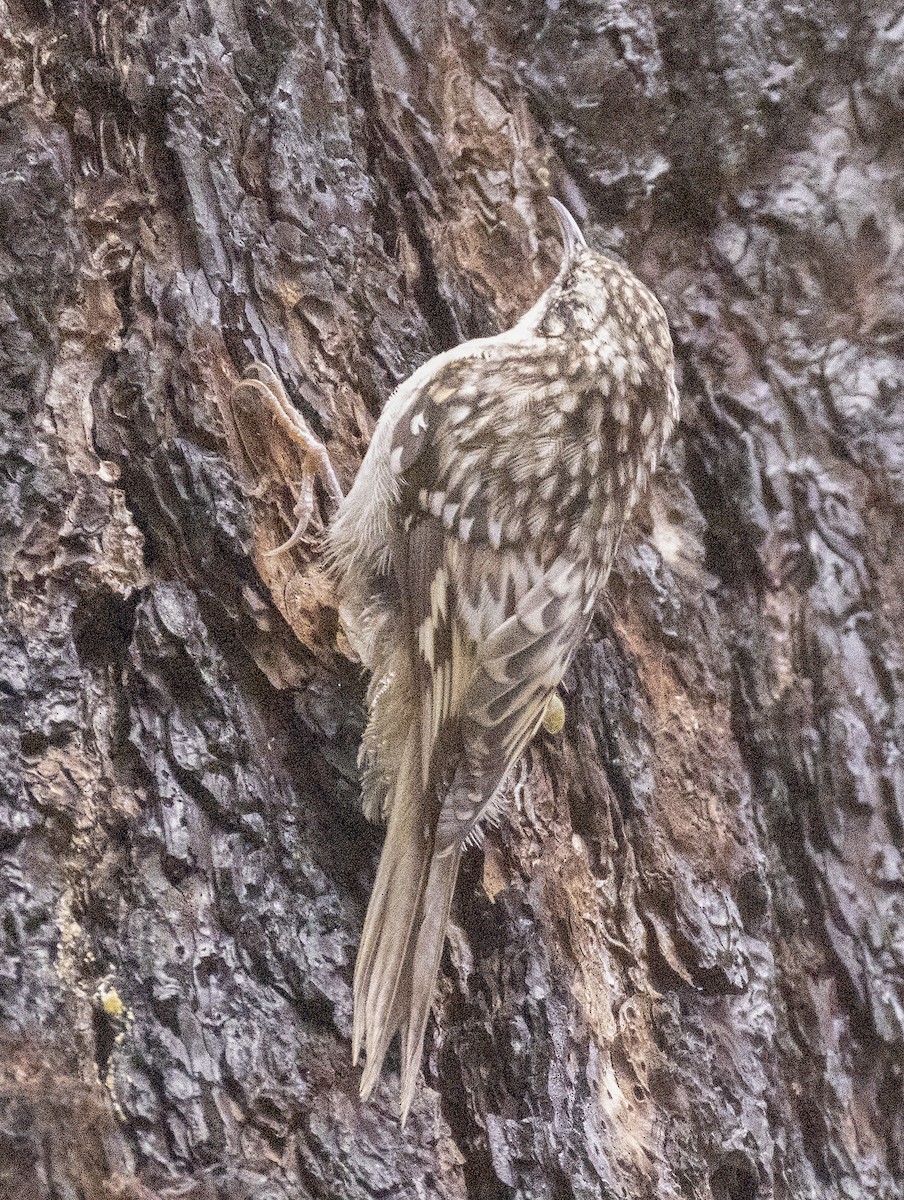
[93,977,132,1116]
[99,985,125,1020]
[94,976,132,1031]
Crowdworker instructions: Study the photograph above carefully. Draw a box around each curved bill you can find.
[549,198,587,268]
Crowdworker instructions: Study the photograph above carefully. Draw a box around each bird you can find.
[236,200,679,1123]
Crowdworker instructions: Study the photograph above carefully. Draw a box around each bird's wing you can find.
[438,544,590,851]
[391,346,592,837]
[397,520,589,854]
[388,339,596,852]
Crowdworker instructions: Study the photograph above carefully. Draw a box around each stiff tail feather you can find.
[399,844,461,1123]
[353,729,462,1124]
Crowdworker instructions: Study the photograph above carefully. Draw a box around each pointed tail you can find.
[353,731,462,1124]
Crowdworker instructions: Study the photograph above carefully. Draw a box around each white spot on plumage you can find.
[431,568,448,622]
[520,599,548,636]
[612,397,630,425]
[411,411,428,435]
[540,474,558,501]
[418,616,434,666]
[566,444,583,478]
[431,661,448,748]
[547,558,576,598]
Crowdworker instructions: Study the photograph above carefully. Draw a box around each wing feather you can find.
[380,331,600,864]
[394,511,589,856]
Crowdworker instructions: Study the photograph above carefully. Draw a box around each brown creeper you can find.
[321,200,679,1122]
[241,202,678,1119]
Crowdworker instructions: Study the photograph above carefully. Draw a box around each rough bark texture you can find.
[1,2,903,1197]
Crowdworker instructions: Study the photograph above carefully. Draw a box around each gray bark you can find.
[1,1,902,1197]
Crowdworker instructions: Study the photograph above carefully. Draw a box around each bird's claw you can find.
[230,362,344,556]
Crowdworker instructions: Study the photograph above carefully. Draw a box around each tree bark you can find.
[1,2,902,1197]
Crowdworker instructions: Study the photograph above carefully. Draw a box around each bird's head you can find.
[522,199,673,378]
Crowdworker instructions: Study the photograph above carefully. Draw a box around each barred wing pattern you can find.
[400,520,592,854]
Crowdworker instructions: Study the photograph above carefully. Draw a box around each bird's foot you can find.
[541,691,565,735]
[230,362,344,556]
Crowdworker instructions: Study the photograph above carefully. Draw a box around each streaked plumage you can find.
[328,201,679,1121]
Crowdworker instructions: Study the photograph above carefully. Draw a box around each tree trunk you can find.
[1,2,902,1197]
